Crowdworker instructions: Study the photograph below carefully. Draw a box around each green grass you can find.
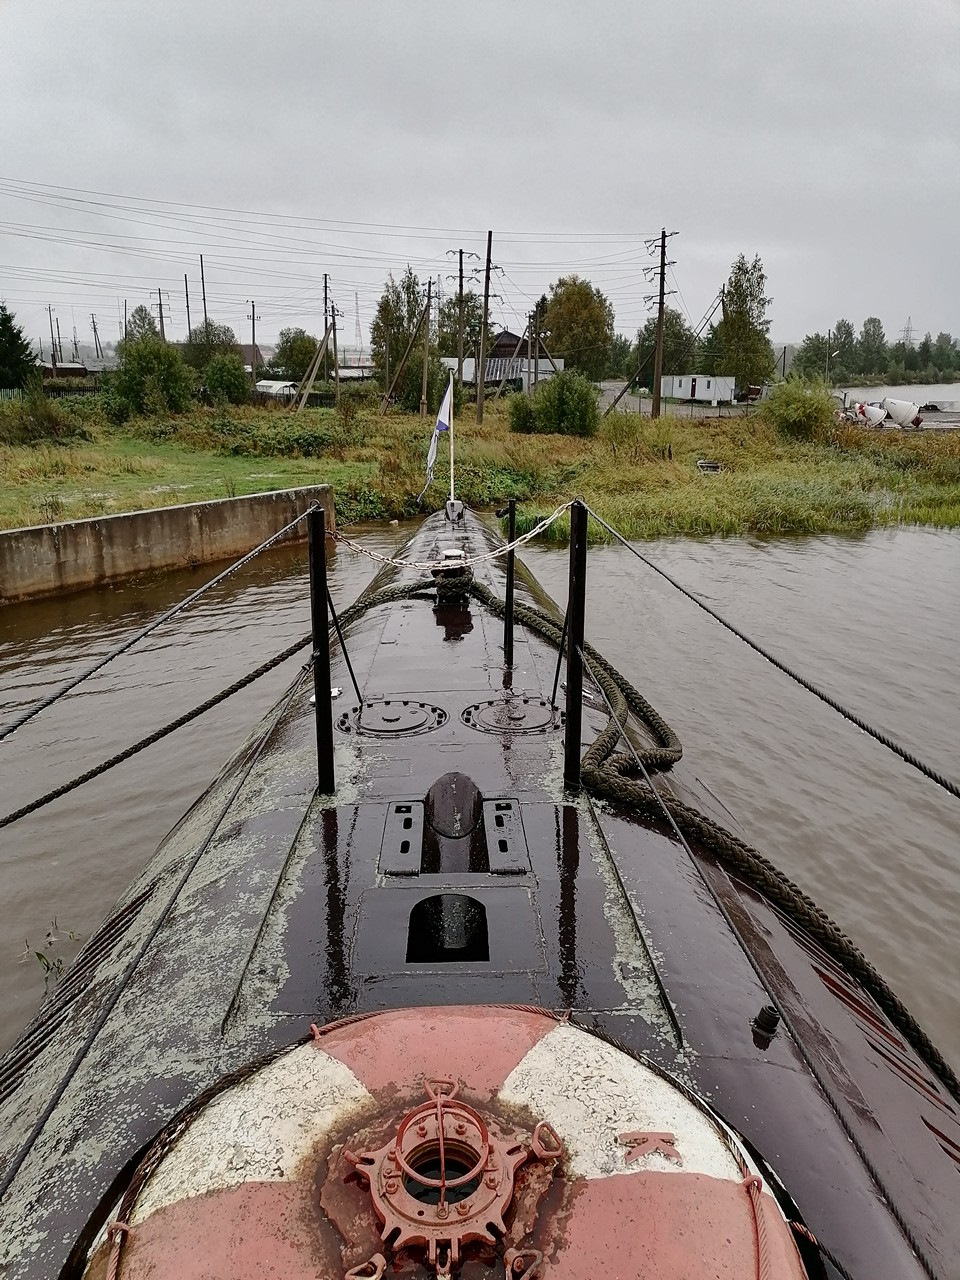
[1,395,959,538]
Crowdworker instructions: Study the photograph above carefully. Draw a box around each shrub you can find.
[508,393,536,434]
[204,353,250,405]
[762,376,836,441]
[508,370,599,437]
[0,373,82,445]
[110,337,195,420]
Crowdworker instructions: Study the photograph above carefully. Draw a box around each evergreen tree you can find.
[0,302,36,389]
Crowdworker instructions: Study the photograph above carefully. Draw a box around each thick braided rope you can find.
[468,580,960,1105]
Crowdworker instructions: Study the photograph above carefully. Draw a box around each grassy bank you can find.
[1,397,959,538]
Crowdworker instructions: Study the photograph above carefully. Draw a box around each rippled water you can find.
[1,524,958,1068]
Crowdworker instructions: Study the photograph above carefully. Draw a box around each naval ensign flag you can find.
[417,372,454,502]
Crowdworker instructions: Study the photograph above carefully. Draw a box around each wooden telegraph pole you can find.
[247,300,259,391]
[476,230,492,423]
[457,249,465,386]
[199,255,208,327]
[650,228,678,419]
[420,278,432,419]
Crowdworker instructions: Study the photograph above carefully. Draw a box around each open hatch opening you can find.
[406,894,490,964]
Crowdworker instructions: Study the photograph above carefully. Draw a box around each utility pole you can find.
[529,309,537,394]
[458,249,465,386]
[47,306,58,373]
[533,301,540,392]
[199,254,208,328]
[648,227,678,419]
[384,324,390,392]
[90,314,103,361]
[323,273,330,380]
[124,299,128,342]
[156,288,166,342]
[420,277,432,419]
[476,229,492,424]
[354,291,363,362]
[184,274,192,336]
[332,306,341,403]
[55,317,64,364]
[247,300,260,390]
[71,327,80,363]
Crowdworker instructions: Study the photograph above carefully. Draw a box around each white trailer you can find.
[661,374,735,405]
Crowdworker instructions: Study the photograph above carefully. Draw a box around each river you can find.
[1,523,958,1070]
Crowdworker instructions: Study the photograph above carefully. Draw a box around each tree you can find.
[371,267,430,389]
[635,308,698,385]
[438,291,485,360]
[541,275,615,381]
[109,336,194,420]
[0,302,35,389]
[204,353,249,405]
[124,305,158,344]
[701,254,775,390]
[183,320,240,372]
[833,318,856,370]
[604,333,636,380]
[932,332,958,377]
[273,327,321,382]
[856,317,887,376]
[791,332,829,380]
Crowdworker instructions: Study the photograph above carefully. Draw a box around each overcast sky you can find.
[0,0,957,354]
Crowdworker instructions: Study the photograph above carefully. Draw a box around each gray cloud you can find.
[1,0,956,348]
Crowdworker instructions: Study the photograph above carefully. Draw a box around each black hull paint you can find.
[0,510,957,1279]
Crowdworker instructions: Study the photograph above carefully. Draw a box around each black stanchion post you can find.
[308,508,336,794]
[503,498,516,667]
[563,500,588,791]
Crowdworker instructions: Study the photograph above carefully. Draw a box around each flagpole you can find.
[448,371,455,502]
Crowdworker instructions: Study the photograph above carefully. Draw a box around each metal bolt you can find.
[456,1201,472,1217]
[486,1174,498,1188]
[417,1124,428,1137]
[455,1122,467,1135]
[437,1205,449,1219]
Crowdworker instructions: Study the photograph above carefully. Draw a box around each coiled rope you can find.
[467,577,960,1106]
[0,505,319,744]
[585,505,960,803]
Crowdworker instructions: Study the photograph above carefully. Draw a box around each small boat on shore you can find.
[1,501,958,1280]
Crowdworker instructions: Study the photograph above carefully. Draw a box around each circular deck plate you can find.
[462,697,564,735]
[337,699,447,737]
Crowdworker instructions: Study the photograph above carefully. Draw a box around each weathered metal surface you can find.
[81,1008,805,1280]
[0,509,954,1279]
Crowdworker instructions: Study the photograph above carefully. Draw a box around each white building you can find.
[661,374,734,405]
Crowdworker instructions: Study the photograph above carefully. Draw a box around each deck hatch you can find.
[483,799,530,874]
[380,803,426,876]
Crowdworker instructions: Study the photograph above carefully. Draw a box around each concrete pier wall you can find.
[0,485,335,603]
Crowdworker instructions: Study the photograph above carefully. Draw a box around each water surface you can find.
[1,524,957,1069]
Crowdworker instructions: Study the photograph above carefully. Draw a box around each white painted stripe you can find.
[132,1045,373,1222]
[498,1024,742,1182]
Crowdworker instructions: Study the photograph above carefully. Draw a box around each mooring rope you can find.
[466,576,960,1105]
[584,504,960,803]
[0,504,319,744]
[0,578,433,833]
[331,501,573,573]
